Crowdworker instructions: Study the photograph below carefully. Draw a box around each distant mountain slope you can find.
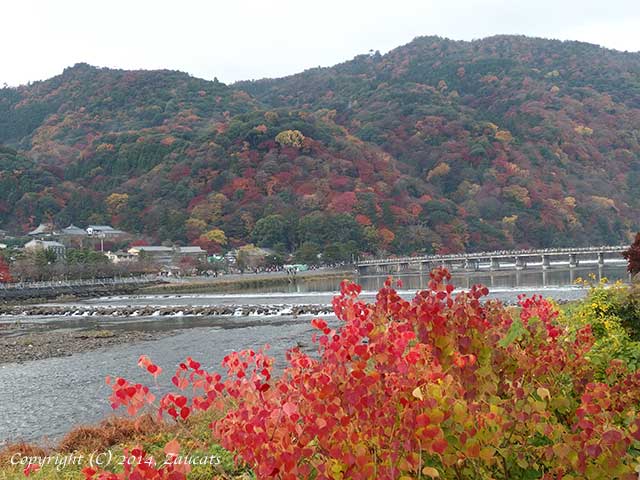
[238,36,640,247]
[0,35,639,254]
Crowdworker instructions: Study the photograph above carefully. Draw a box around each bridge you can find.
[356,245,629,275]
[0,275,162,301]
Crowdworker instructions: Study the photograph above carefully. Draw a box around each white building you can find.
[105,251,136,264]
[24,239,66,258]
[86,225,126,238]
[127,246,207,266]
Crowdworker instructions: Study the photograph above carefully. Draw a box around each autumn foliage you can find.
[78,269,640,479]
[2,36,640,254]
[0,256,12,283]
[624,232,640,276]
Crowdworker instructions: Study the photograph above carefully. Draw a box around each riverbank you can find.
[0,329,174,365]
[0,278,164,304]
[0,411,249,479]
[140,268,354,294]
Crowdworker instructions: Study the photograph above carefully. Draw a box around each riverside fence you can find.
[0,275,161,301]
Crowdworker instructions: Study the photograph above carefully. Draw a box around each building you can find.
[127,245,207,266]
[86,225,126,238]
[61,224,86,237]
[177,246,207,263]
[24,239,66,258]
[86,225,128,252]
[105,251,137,264]
[128,246,174,265]
[27,223,58,238]
[59,224,87,248]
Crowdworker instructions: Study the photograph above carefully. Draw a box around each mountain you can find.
[1,35,639,256]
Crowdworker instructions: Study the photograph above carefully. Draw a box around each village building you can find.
[178,246,208,263]
[86,225,127,238]
[24,239,66,258]
[128,246,174,265]
[105,250,137,264]
[86,225,128,252]
[59,224,87,248]
[27,223,58,238]
[127,245,207,266]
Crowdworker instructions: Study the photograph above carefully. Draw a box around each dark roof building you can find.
[27,223,57,237]
[61,224,87,236]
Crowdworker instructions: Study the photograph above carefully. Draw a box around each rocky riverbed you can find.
[0,303,333,364]
[0,303,332,317]
[0,329,173,364]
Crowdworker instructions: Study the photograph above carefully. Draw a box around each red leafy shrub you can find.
[89,268,640,479]
[0,257,12,283]
[624,232,640,276]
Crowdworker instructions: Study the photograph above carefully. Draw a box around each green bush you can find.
[560,277,640,375]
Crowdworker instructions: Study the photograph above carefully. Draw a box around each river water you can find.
[0,264,630,446]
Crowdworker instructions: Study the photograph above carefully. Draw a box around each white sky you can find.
[2,0,639,87]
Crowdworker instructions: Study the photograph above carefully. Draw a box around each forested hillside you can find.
[1,35,639,255]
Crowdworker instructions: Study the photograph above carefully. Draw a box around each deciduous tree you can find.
[623,232,640,276]
[0,257,12,283]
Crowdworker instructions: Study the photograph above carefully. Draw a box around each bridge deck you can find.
[357,245,629,267]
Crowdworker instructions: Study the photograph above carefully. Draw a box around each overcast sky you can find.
[2,0,639,87]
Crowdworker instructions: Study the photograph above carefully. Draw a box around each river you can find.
[0,264,630,446]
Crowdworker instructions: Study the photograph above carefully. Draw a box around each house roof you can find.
[28,223,56,236]
[129,246,173,253]
[87,225,125,235]
[42,241,65,248]
[61,224,87,236]
[25,239,65,249]
[179,246,206,254]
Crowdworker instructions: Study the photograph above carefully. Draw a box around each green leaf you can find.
[499,318,529,348]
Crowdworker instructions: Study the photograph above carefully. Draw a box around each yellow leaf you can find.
[422,466,440,478]
[479,447,494,461]
[453,401,466,422]
[537,387,551,401]
[412,386,423,400]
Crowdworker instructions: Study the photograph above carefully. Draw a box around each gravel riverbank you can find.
[0,329,173,365]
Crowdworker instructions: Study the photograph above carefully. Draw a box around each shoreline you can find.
[0,329,175,365]
[139,268,354,294]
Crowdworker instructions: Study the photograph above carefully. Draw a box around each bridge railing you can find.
[0,275,158,290]
[356,245,629,266]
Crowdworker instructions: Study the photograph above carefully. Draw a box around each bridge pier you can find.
[598,252,605,267]
[464,258,479,271]
[515,256,526,270]
[569,254,579,268]
[541,255,551,270]
[490,257,500,271]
